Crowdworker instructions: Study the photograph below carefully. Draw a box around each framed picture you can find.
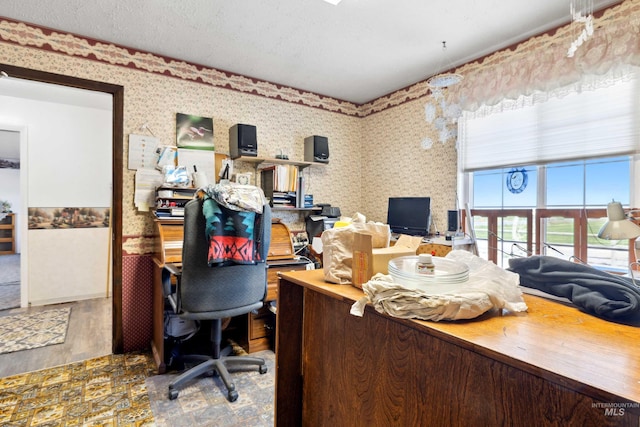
[176,113,214,150]
[235,172,252,185]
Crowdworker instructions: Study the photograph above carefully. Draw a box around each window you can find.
[473,158,630,211]
[460,75,639,271]
[468,157,632,269]
[460,76,639,172]
[546,158,630,207]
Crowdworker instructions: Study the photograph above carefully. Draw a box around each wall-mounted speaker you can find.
[229,124,257,159]
[304,135,329,164]
[447,210,459,233]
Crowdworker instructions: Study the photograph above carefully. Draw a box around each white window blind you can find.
[459,76,639,172]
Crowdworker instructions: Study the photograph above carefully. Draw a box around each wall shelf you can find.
[272,207,321,212]
[0,213,16,255]
[233,156,327,170]
[234,156,325,211]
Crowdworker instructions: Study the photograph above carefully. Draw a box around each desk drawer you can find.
[250,306,273,340]
[267,262,309,301]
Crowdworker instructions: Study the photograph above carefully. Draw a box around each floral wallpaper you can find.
[0,0,636,251]
[361,97,458,232]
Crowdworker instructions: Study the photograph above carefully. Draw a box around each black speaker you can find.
[447,210,459,232]
[304,135,329,164]
[229,124,257,159]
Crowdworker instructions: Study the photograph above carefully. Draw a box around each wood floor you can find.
[0,297,112,378]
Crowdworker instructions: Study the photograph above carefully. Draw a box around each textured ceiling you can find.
[0,0,622,104]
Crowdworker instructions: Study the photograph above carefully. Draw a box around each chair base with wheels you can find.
[167,316,268,402]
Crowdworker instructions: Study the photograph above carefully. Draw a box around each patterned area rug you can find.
[0,254,20,311]
[0,352,157,426]
[0,254,20,283]
[145,347,275,426]
[0,308,71,355]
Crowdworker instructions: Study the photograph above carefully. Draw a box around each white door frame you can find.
[0,123,28,307]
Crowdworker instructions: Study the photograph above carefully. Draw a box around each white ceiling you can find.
[0,0,622,104]
[0,77,112,159]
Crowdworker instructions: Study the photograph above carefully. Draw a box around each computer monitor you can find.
[386,197,431,236]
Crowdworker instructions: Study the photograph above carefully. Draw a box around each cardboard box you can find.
[352,233,422,288]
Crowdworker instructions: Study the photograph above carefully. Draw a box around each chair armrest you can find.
[164,263,182,277]
[164,263,182,313]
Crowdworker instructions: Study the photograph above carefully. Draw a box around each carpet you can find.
[0,352,157,426]
[145,348,275,426]
[0,254,20,283]
[0,307,71,355]
[0,254,20,310]
[0,282,20,311]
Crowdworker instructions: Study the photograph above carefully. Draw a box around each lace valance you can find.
[447,0,640,113]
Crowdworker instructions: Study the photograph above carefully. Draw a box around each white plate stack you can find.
[388,256,469,293]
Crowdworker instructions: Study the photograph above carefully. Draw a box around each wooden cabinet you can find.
[244,222,310,353]
[243,260,309,353]
[266,260,309,302]
[268,222,296,260]
[0,213,15,255]
[276,270,640,426]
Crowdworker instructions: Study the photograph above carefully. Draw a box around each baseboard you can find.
[29,292,109,307]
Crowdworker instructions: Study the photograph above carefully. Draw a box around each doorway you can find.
[0,63,125,353]
[0,129,20,310]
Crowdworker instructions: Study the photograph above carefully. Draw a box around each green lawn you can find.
[472,216,625,248]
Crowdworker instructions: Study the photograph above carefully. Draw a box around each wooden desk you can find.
[151,218,184,374]
[150,218,309,372]
[275,269,640,426]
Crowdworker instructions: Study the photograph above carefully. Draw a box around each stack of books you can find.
[260,165,309,208]
[303,194,314,208]
[153,186,198,218]
[259,164,299,193]
[271,191,297,208]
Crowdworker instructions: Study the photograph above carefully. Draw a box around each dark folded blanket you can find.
[202,196,263,266]
[508,256,640,322]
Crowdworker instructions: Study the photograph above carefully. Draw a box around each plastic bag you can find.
[162,165,190,187]
[164,311,199,339]
[322,214,391,284]
[351,250,528,321]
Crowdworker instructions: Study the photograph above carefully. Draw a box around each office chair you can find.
[164,195,271,402]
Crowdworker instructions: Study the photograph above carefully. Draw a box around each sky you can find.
[473,157,630,208]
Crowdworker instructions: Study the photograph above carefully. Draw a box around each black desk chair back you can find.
[165,196,271,402]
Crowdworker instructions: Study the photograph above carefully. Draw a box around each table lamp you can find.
[597,201,640,240]
[597,200,640,285]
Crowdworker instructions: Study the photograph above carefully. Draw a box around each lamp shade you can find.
[597,201,640,240]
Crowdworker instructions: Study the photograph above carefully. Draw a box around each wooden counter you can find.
[275,269,640,426]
